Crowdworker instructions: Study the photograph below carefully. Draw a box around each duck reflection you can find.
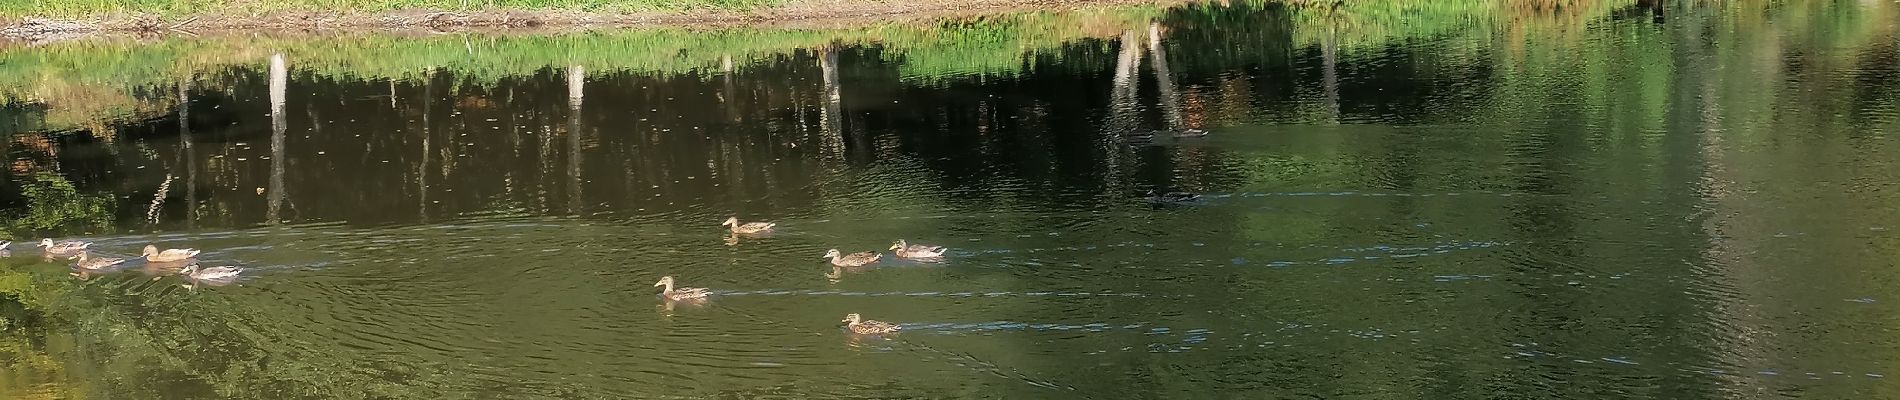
[657,296,710,315]
[141,259,195,281]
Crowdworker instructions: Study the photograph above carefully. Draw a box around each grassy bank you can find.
[0,0,1665,132]
[0,0,1176,35]
[5,0,772,19]
[0,5,1164,131]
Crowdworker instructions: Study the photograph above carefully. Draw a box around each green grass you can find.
[0,5,1162,130]
[0,0,779,18]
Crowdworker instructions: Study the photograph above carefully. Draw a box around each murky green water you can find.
[4,1,1900,398]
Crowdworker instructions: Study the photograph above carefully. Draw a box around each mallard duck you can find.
[180,265,243,281]
[842,313,901,335]
[1145,190,1202,204]
[1120,130,1158,140]
[722,217,776,234]
[824,249,881,267]
[38,238,91,254]
[1172,128,1209,138]
[889,239,947,259]
[653,276,711,301]
[73,252,126,270]
[142,245,201,262]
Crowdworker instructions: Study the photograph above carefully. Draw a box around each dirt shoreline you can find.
[0,0,1194,41]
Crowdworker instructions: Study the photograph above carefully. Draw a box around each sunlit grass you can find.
[0,6,1162,131]
[0,0,779,18]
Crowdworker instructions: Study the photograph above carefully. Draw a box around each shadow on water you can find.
[4,0,1900,398]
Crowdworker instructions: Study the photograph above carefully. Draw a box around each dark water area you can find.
[3,1,1900,398]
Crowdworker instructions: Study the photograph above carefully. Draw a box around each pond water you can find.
[3,1,1900,398]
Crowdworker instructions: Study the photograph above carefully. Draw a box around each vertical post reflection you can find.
[1321,22,1341,122]
[179,77,196,228]
[1149,22,1183,131]
[421,69,436,220]
[819,46,845,160]
[568,65,585,215]
[1107,28,1146,140]
[722,54,740,121]
[267,53,287,225]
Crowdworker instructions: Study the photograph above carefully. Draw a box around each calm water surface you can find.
[3,2,1900,399]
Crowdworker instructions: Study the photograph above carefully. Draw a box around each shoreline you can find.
[0,0,1193,41]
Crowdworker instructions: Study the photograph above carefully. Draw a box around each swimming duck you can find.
[1172,128,1209,138]
[180,265,243,281]
[1120,130,1158,141]
[824,249,881,267]
[38,238,91,254]
[142,245,201,262]
[1122,129,1207,139]
[73,252,126,270]
[841,313,900,335]
[653,276,711,301]
[722,217,776,234]
[889,240,947,259]
[1145,190,1202,204]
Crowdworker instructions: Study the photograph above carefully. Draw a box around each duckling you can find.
[653,276,711,301]
[73,252,126,270]
[824,249,881,267]
[841,313,900,335]
[722,217,776,234]
[38,238,91,255]
[1145,190,1202,204]
[889,239,948,259]
[180,264,243,281]
[142,245,201,262]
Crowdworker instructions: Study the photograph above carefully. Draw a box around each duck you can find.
[73,252,127,270]
[1145,190,1202,204]
[841,313,901,335]
[1123,129,1207,139]
[889,239,948,259]
[180,265,243,281]
[1171,128,1209,138]
[38,238,91,254]
[824,249,881,267]
[1120,130,1158,141]
[722,217,776,234]
[142,245,201,262]
[653,276,711,301]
